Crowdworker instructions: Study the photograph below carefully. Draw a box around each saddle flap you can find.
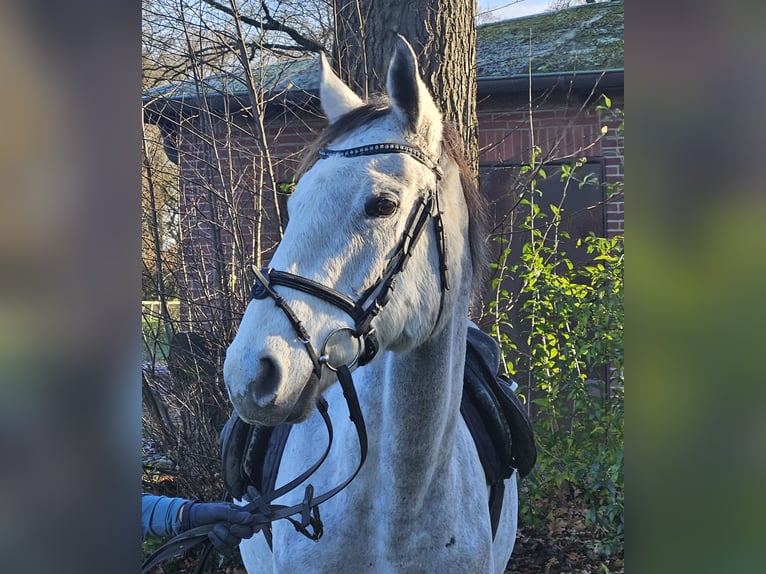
[462,351,514,476]
[464,326,537,479]
[489,374,537,479]
[220,412,275,500]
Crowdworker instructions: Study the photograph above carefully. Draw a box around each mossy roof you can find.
[477,1,623,78]
[144,1,623,101]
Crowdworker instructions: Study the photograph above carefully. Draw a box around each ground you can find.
[148,510,625,574]
[144,480,624,573]
[505,505,624,574]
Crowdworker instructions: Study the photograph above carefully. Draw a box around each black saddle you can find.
[460,326,537,536]
[220,326,536,542]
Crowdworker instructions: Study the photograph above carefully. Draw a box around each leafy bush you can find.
[516,231,623,555]
[485,109,624,556]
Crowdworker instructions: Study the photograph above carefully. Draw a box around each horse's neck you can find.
[367,312,468,501]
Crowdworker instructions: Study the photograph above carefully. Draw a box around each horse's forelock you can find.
[297,102,489,306]
[297,98,391,178]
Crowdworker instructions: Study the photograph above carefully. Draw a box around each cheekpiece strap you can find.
[319,143,443,180]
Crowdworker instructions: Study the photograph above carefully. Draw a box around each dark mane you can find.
[440,121,490,307]
[298,100,489,305]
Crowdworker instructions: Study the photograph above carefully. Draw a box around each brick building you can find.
[143,2,623,329]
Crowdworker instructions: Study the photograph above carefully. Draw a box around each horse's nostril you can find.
[251,357,279,404]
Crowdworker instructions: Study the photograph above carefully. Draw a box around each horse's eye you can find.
[365,196,399,217]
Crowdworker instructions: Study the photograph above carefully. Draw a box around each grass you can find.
[142,313,170,363]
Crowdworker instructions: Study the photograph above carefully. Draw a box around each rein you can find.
[141,366,367,573]
[142,142,445,573]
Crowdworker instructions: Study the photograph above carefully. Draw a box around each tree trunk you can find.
[332,0,478,175]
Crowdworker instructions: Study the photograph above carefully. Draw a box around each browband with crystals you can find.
[319,143,443,180]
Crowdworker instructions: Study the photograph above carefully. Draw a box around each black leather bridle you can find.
[142,142,448,573]
[254,149,445,361]
[250,141,448,376]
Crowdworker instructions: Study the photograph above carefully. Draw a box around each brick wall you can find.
[476,92,624,236]
[175,110,324,326]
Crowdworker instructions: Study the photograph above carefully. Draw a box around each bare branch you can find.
[200,0,325,54]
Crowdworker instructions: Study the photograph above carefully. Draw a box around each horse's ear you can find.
[386,36,442,151]
[319,53,364,123]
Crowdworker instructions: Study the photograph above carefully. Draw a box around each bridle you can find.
[142,141,449,573]
[250,143,448,376]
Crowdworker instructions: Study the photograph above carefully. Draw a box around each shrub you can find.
[485,131,624,556]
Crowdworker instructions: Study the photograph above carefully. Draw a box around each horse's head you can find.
[224,37,480,426]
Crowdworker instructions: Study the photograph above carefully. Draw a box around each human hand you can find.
[181,502,259,549]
